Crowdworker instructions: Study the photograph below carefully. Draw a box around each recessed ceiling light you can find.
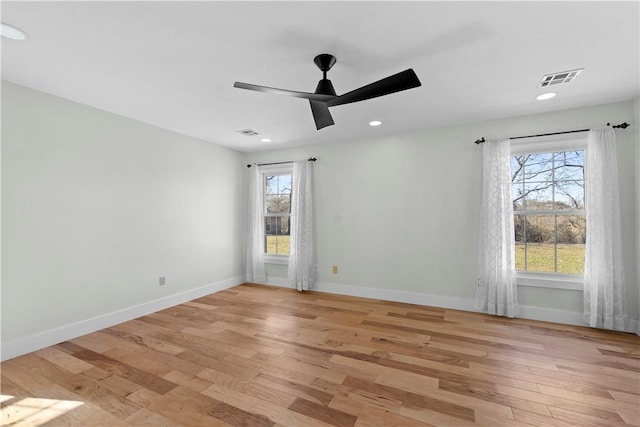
[260,138,271,143]
[369,120,382,127]
[536,92,557,101]
[1,22,28,40]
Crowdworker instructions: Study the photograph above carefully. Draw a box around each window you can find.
[263,169,292,257]
[511,137,586,281]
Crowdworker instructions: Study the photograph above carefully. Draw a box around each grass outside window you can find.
[515,243,584,275]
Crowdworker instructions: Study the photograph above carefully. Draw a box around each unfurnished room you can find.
[1,1,639,426]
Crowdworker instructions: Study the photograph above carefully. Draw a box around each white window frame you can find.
[260,164,292,265]
[510,133,587,291]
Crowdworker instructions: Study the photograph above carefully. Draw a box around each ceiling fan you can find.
[233,54,422,130]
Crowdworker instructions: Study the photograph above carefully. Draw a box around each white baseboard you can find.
[6,276,631,362]
[517,305,584,326]
[1,276,244,361]
[263,276,292,288]
[315,281,480,313]
[258,278,588,328]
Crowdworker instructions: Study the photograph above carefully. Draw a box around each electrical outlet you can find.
[159,276,166,286]
[332,266,338,274]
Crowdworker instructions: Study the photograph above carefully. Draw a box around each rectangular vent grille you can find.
[236,129,259,136]
[538,68,583,88]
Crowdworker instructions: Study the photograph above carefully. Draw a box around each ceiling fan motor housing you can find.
[315,79,336,96]
[314,54,336,72]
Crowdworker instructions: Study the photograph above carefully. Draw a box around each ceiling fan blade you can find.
[234,82,335,102]
[326,69,421,107]
[309,100,335,130]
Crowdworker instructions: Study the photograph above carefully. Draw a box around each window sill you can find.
[516,272,583,291]
[263,254,289,265]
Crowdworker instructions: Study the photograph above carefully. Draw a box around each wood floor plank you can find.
[252,373,334,406]
[162,369,213,393]
[71,348,177,395]
[144,385,230,426]
[344,375,476,422]
[22,384,131,427]
[209,401,276,427]
[512,408,586,427]
[102,325,186,356]
[2,283,638,426]
[202,383,336,427]
[609,389,640,404]
[34,347,95,374]
[124,407,182,426]
[547,405,632,427]
[438,379,551,417]
[374,370,516,421]
[493,383,625,422]
[196,367,297,408]
[288,397,358,427]
[536,384,639,425]
[329,394,434,427]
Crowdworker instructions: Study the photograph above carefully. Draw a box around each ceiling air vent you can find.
[236,129,259,136]
[538,68,584,88]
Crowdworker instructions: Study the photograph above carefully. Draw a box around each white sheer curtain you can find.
[288,160,315,291]
[584,128,627,331]
[245,165,265,283]
[475,139,519,318]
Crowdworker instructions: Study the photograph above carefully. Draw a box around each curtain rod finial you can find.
[247,164,252,168]
[474,137,485,145]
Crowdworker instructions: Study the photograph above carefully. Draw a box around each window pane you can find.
[266,194,291,213]
[557,214,586,244]
[554,151,584,181]
[514,214,526,270]
[276,236,290,255]
[524,152,554,182]
[523,243,556,272]
[278,175,292,194]
[266,174,292,195]
[554,181,584,210]
[264,216,278,235]
[512,183,525,211]
[511,156,526,182]
[265,235,291,255]
[524,215,555,272]
[523,182,553,210]
[556,214,585,274]
[556,214,586,244]
[264,216,290,235]
[264,215,290,255]
[265,176,279,195]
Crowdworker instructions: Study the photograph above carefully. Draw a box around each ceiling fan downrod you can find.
[314,54,337,96]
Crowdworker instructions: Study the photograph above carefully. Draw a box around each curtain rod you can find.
[473,122,630,145]
[246,157,317,168]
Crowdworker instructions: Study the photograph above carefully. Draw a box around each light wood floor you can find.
[1,283,639,427]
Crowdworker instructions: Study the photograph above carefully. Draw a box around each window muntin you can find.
[511,149,585,275]
[264,172,291,255]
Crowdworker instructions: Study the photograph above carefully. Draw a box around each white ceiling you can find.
[2,1,638,152]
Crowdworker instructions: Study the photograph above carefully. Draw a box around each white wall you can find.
[1,81,245,359]
[246,101,638,327]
